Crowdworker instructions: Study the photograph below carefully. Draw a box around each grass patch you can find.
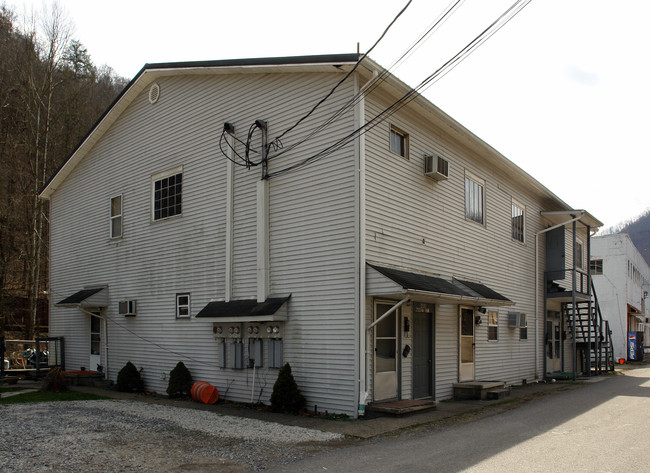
[0,386,26,393]
[0,391,108,405]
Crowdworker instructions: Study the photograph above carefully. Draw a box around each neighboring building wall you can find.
[362,90,566,393]
[49,71,360,415]
[591,233,650,359]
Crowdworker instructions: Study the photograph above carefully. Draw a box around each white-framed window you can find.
[176,293,190,318]
[575,239,584,269]
[389,125,409,159]
[511,200,525,243]
[520,313,528,340]
[590,259,603,275]
[110,195,123,238]
[465,171,485,224]
[152,167,183,221]
[488,311,498,341]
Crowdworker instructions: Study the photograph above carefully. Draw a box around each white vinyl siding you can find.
[48,71,358,415]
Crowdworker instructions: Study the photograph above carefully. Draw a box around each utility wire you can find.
[267,0,533,178]
[268,0,413,148]
[267,0,465,163]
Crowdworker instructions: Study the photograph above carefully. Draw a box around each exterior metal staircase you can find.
[563,282,615,374]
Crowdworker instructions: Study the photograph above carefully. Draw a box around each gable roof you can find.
[39,54,361,200]
[38,53,601,226]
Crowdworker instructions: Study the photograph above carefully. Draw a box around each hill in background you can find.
[600,209,650,266]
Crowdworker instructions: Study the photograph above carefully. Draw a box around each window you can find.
[389,125,409,158]
[176,293,190,318]
[110,195,122,238]
[488,311,498,341]
[575,240,584,269]
[465,172,485,224]
[520,313,528,340]
[590,259,603,275]
[511,200,525,242]
[153,168,182,220]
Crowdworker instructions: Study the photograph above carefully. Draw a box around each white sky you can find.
[12,0,650,229]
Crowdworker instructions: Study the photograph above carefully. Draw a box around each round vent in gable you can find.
[148,83,160,104]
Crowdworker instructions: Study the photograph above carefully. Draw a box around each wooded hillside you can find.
[0,5,127,338]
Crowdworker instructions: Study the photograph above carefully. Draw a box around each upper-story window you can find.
[389,125,409,159]
[465,172,485,225]
[511,200,525,243]
[590,259,603,275]
[110,195,122,238]
[152,167,183,221]
[575,240,584,269]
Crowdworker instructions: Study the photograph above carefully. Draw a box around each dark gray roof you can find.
[368,264,510,303]
[453,278,510,302]
[196,296,291,319]
[57,287,104,305]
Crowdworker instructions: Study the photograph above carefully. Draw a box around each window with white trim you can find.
[511,200,525,242]
[110,195,122,238]
[465,172,485,224]
[520,313,528,340]
[176,293,190,318]
[153,168,182,221]
[488,311,498,341]
[389,125,409,159]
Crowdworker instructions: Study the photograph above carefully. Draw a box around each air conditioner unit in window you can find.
[118,300,137,317]
[424,154,449,181]
[508,311,524,328]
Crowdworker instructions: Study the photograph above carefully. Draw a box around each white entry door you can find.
[90,313,102,371]
[374,302,399,401]
[546,311,562,373]
[459,307,475,382]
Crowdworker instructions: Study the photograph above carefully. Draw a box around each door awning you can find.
[367,263,513,307]
[196,295,291,322]
[57,287,108,308]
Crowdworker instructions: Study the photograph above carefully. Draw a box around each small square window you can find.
[488,311,498,341]
[176,293,190,318]
[110,195,122,238]
[590,259,603,275]
[389,125,409,159]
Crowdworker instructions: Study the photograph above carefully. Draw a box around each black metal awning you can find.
[57,287,108,308]
[196,295,291,322]
[367,263,513,306]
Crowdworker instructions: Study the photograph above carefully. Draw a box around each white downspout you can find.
[225,128,235,302]
[357,71,376,416]
[535,212,584,379]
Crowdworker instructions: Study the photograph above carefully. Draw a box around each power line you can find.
[268,0,413,148]
[266,0,465,163]
[266,0,533,179]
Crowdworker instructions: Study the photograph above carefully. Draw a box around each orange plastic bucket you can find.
[190,381,219,404]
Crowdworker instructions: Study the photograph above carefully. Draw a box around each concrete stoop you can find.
[453,381,508,400]
[367,399,438,416]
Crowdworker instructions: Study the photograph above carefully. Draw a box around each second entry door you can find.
[459,307,475,382]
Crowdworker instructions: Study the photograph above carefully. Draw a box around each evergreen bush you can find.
[166,361,193,398]
[116,361,144,392]
[41,367,69,392]
[270,363,305,414]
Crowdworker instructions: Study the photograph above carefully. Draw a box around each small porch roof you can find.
[367,264,513,307]
[540,210,603,230]
[196,295,291,322]
[56,287,108,308]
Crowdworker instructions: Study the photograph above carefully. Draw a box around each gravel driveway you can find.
[0,400,343,472]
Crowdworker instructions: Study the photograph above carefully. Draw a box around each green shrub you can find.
[270,363,305,414]
[166,361,193,398]
[116,361,144,392]
[41,367,69,393]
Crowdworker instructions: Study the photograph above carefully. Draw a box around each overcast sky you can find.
[12,0,650,229]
